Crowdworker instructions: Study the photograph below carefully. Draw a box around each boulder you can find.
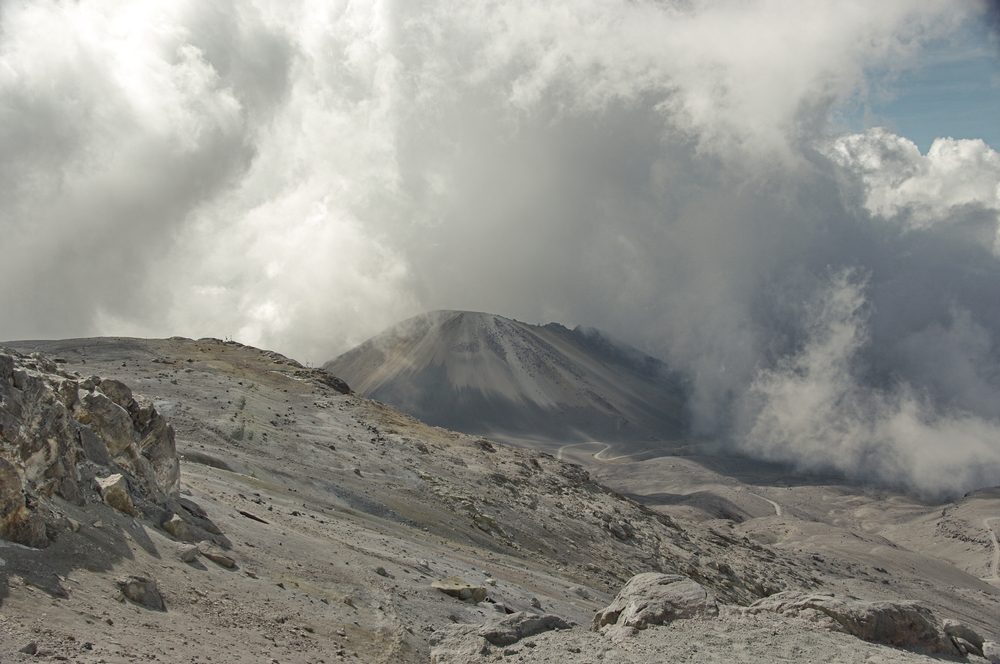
[431,576,488,603]
[96,474,136,516]
[430,612,570,664]
[942,618,984,657]
[478,611,571,646]
[117,576,166,611]
[593,573,717,640]
[746,592,957,655]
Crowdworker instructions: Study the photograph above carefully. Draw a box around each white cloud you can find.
[744,270,1000,497]
[2,0,1000,494]
[829,128,1000,252]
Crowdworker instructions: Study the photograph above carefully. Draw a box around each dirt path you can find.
[746,491,783,517]
[555,441,652,462]
[734,486,783,517]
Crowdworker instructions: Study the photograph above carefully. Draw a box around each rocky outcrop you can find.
[0,350,180,546]
[745,591,977,656]
[593,573,718,641]
[430,612,571,663]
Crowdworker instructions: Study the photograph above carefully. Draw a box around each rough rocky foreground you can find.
[432,573,1000,662]
[0,337,997,663]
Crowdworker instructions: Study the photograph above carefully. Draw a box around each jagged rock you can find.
[593,573,718,640]
[117,575,166,611]
[745,592,957,655]
[430,612,570,663]
[431,576,488,602]
[162,513,196,540]
[96,474,136,516]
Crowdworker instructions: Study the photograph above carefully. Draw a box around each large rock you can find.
[746,592,959,655]
[0,350,182,546]
[593,573,718,640]
[430,612,571,663]
[117,575,166,611]
[431,576,488,603]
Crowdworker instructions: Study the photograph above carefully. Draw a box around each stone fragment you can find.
[199,544,237,569]
[161,513,195,541]
[478,612,571,646]
[96,474,136,516]
[179,546,200,563]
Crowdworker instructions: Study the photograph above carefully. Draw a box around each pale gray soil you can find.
[1,337,997,663]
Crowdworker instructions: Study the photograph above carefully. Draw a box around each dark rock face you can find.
[0,349,180,547]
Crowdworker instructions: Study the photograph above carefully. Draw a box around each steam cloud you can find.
[2,1,999,495]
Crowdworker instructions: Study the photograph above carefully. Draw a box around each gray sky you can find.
[2,0,1000,495]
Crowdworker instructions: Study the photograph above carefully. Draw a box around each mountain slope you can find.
[325,310,690,444]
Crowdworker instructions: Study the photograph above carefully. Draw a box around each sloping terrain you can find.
[325,311,689,444]
[0,337,810,663]
[0,337,997,663]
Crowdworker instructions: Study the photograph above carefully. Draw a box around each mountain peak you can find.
[325,311,689,443]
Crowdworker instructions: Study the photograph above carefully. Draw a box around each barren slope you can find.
[0,337,804,663]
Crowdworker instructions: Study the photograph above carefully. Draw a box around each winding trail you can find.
[555,441,784,517]
[737,487,785,516]
[555,441,652,462]
[742,490,783,517]
[984,517,1000,583]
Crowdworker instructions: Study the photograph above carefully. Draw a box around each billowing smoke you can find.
[2,1,998,495]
